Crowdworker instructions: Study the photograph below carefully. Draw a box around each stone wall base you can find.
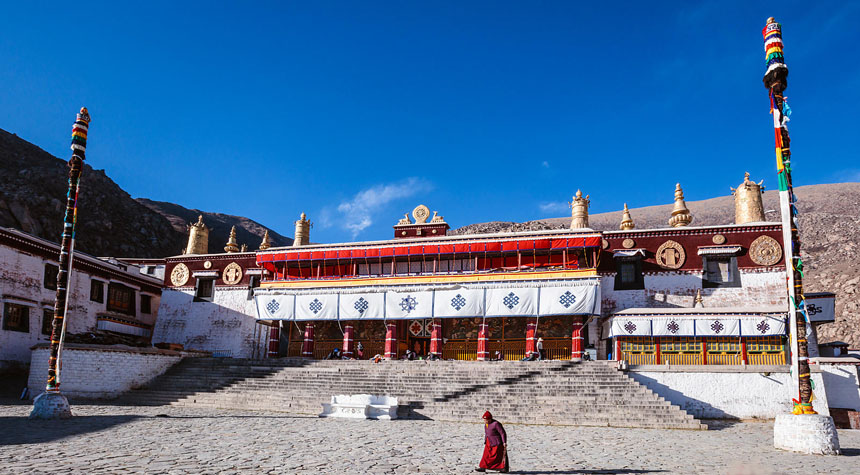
[773,414,840,455]
[29,392,72,419]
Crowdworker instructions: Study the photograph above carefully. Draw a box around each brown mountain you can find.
[0,128,291,258]
[452,182,860,347]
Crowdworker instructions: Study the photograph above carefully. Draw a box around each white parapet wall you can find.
[27,344,189,400]
[628,365,830,420]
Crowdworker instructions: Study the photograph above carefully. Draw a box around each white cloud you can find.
[541,161,550,168]
[538,201,568,215]
[335,178,432,237]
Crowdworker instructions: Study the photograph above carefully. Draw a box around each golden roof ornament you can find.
[258,230,271,250]
[293,212,312,247]
[568,190,590,229]
[668,183,692,227]
[224,225,240,253]
[240,243,247,253]
[620,203,635,230]
[184,215,209,255]
[694,289,704,308]
[731,172,766,224]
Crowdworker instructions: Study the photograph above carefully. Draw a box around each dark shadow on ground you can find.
[0,415,143,446]
[702,419,743,430]
[839,447,860,457]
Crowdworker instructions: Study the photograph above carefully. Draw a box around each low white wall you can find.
[628,365,830,420]
[819,363,860,411]
[28,344,184,399]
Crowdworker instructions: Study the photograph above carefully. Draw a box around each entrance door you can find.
[407,319,432,357]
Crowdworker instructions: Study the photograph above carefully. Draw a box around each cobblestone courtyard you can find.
[1,399,858,474]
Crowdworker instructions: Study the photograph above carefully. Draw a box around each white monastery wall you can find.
[819,363,860,411]
[28,345,183,399]
[153,287,264,358]
[599,269,787,317]
[629,366,830,419]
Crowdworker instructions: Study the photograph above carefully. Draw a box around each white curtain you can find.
[295,293,338,321]
[385,291,434,319]
[338,293,386,320]
[254,294,295,320]
[485,288,539,317]
[538,285,599,316]
[433,288,485,318]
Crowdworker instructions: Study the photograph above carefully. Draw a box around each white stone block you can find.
[320,394,398,420]
[773,414,840,455]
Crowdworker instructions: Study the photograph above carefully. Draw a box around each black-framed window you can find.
[249,275,261,289]
[614,259,645,290]
[3,303,30,332]
[44,264,58,291]
[41,308,54,335]
[91,279,105,303]
[107,283,136,316]
[140,295,152,314]
[195,278,215,302]
[703,256,741,288]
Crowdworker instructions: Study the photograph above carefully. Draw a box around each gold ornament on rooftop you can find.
[224,226,240,253]
[694,289,704,308]
[569,190,590,229]
[668,183,692,227]
[259,230,271,250]
[731,172,766,224]
[170,263,190,287]
[222,262,243,285]
[184,215,209,255]
[293,213,312,247]
[620,203,635,230]
[749,235,782,266]
[656,240,685,269]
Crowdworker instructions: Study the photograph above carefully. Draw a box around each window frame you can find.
[3,302,31,333]
[41,308,54,335]
[90,279,105,303]
[140,294,152,314]
[195,278,215,302]
[43,263,59,291]
[613,257,645,291]
[107,282,136,316]
[702,256,741,288]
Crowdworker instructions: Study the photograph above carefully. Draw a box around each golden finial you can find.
[259,230,271,250]
[224,226,240,253]
[293,213,312,247]
[731,172,766,224]
[240,243,247,253]
[184,215,209,255]
[568,190,590,229]
[694,289,704,308]
[620,203,635,230]
[668,183,692,227]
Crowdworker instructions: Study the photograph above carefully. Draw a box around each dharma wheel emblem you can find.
[170,263,190,287]
[222,262,243,285]
[655,240,685,269]
[749,235,782,266]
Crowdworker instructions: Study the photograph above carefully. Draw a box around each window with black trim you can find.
[140,295,152,314]
[44,264,58,291]
[107,283,136,316]
[614,259,644,290]
[195,278,215,302]
[90,279,105,303]
[41,309,54,335]
[3,303,30,332]
[702,256,741,288]
[249,275,261,289]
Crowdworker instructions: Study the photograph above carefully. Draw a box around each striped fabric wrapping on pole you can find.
[46,107,90,392]
[761,18,815,414]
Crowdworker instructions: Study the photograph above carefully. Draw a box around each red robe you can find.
[479,420,508,471]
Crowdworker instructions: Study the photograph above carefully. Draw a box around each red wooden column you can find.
[477,323,489,360]
[570,317,585,361]
[301,323,315,358]
[655,337,662,364]
[525,318,538,357]
[614,338,622,362]
[741,338,748,365]
[267,322,281,358]
[701,337,708,365]
[342,322,355,358]
[429,319,442,357]
[384,322,398,359]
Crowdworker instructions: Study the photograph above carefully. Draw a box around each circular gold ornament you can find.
[622,238,635,249]
[203,260,212,269]
[601,239,610,250]
[222,262,243,285]
[749,235,782,266]
[712,234,726,245]
[170,263,190,286]
[655,240,686,269]
[412,204,430,223]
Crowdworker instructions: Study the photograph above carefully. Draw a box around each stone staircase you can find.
[122,358,706,430]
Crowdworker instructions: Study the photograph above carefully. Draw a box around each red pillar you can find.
[267,322,280,358]
[342,323,355,358]
[301,322,315,358]
[429,320,442,357]
[570,317,585,361]
[614,338,622,362]
[655,337,662,365]
[525,318,537,356]
[741,338,748,365]
[701,337,708,365]
[384,322,398,359]
[477,323,489,361]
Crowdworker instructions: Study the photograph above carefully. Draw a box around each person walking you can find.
[476,411,508,473]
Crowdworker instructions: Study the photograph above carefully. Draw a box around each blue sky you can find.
[2,1,858,244]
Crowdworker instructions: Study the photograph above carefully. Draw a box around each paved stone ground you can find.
[1,399,858,474]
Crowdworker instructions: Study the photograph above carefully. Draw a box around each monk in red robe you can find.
[476,411,508,472]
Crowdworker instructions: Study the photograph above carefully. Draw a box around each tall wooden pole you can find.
[45,107,90,392]
[761,19,815,414]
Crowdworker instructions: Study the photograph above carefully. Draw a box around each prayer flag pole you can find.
[30,107,90,419]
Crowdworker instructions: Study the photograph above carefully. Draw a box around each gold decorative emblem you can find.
[749,235,782,266]
[622,238,635,249]
[712,234,726,245]
[203,260,212,269]
[655,240,686,269]
[170,263,190,286]
[601,239,610,250]
[222,262,243,285]
[412,204,430,224]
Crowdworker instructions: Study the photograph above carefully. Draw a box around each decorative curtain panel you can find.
[485,288,539,317]
[538,285,600,316]
[254,294,295,320]
[338,293,386,320]
[606,315,787,338]
[433,288,485,318]
[295,293,338,321]
[385,291,434,320]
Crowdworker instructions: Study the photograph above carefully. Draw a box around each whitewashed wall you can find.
[28,345,183,399]
[628,366,830,419]
[819,363,860,411]
[152,287,265,358]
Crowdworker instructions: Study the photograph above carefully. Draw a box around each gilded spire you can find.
[259,230,271,250]
[293,212,312,247]
[731,172,766,224]
[620,203,635,230]
[668,183,692,227]
[694,289,704,308]
[184,215,209,255]
[224,225,240,253]
[568,190,590,229]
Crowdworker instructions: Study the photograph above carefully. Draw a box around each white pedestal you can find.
[773,414,840,455]
[319,394,398,420]
[29,392,73,419]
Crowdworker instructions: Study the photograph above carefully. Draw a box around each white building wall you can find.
[628,367,830,419]
[28,345,183,399]
[819,363,860,411]
[152,287,265,358]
